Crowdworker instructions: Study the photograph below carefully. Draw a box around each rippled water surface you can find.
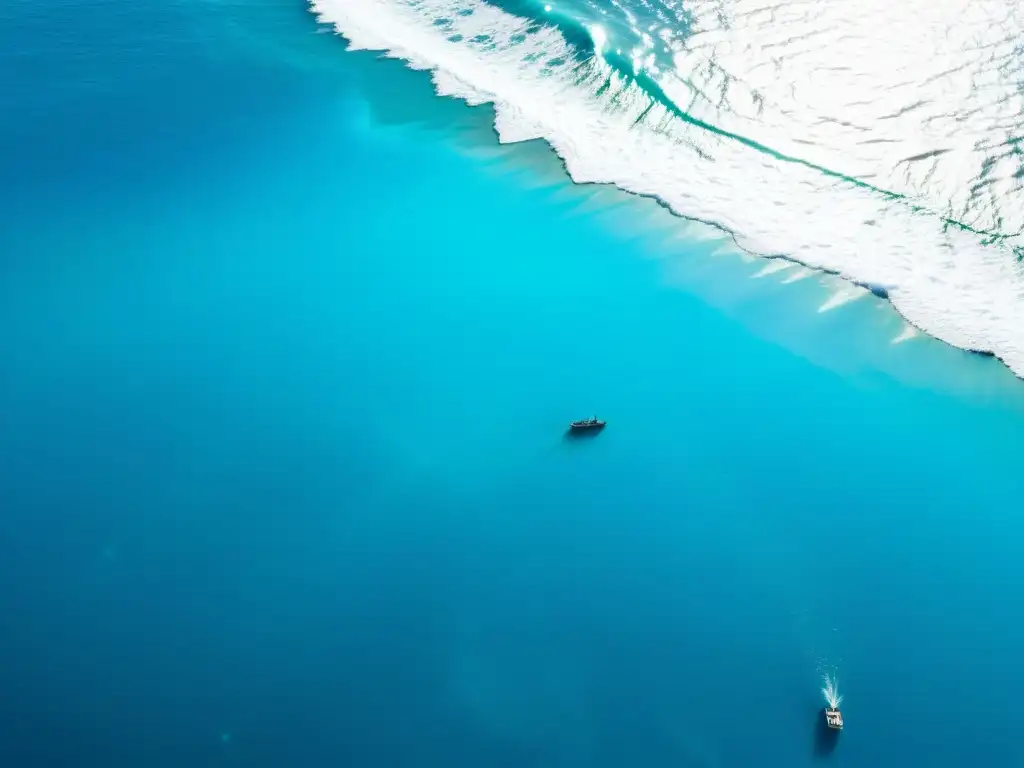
[4,0,1024,767]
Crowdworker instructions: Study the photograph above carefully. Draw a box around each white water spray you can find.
[822,674,843,709]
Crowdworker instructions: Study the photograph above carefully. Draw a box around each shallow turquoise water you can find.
[2,1,1024,766]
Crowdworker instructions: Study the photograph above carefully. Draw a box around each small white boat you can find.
[824,707,843,730]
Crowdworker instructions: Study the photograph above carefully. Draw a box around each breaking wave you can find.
[310,0,1024,376]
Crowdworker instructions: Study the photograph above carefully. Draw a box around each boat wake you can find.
[310,0,1024,378]
[822,673,843,710]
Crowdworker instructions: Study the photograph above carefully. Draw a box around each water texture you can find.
[3,2,1024,768]
[313,0,1024,374]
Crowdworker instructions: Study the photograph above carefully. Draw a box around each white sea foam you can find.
[310,0,1024,376]
[892,325,920,345]
[751,260,795,279]
[782,267,816,285]
[819,285,868,314]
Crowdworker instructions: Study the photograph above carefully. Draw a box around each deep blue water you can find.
[3,1,1024,767]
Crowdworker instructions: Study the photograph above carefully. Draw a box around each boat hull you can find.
[824,707,843,730]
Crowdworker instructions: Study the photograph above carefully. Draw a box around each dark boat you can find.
[824,707,843,731]
[569,416,606,433]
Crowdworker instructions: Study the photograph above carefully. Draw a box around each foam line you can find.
[311,0,1024,377]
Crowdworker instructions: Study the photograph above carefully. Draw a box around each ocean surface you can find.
[2,1,1024,767]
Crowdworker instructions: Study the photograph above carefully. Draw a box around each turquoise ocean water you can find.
[3,0,1024,766]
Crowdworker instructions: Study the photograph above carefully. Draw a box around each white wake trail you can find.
[822,673,843,709]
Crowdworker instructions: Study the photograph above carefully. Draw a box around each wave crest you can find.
[310,0,1024,377]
